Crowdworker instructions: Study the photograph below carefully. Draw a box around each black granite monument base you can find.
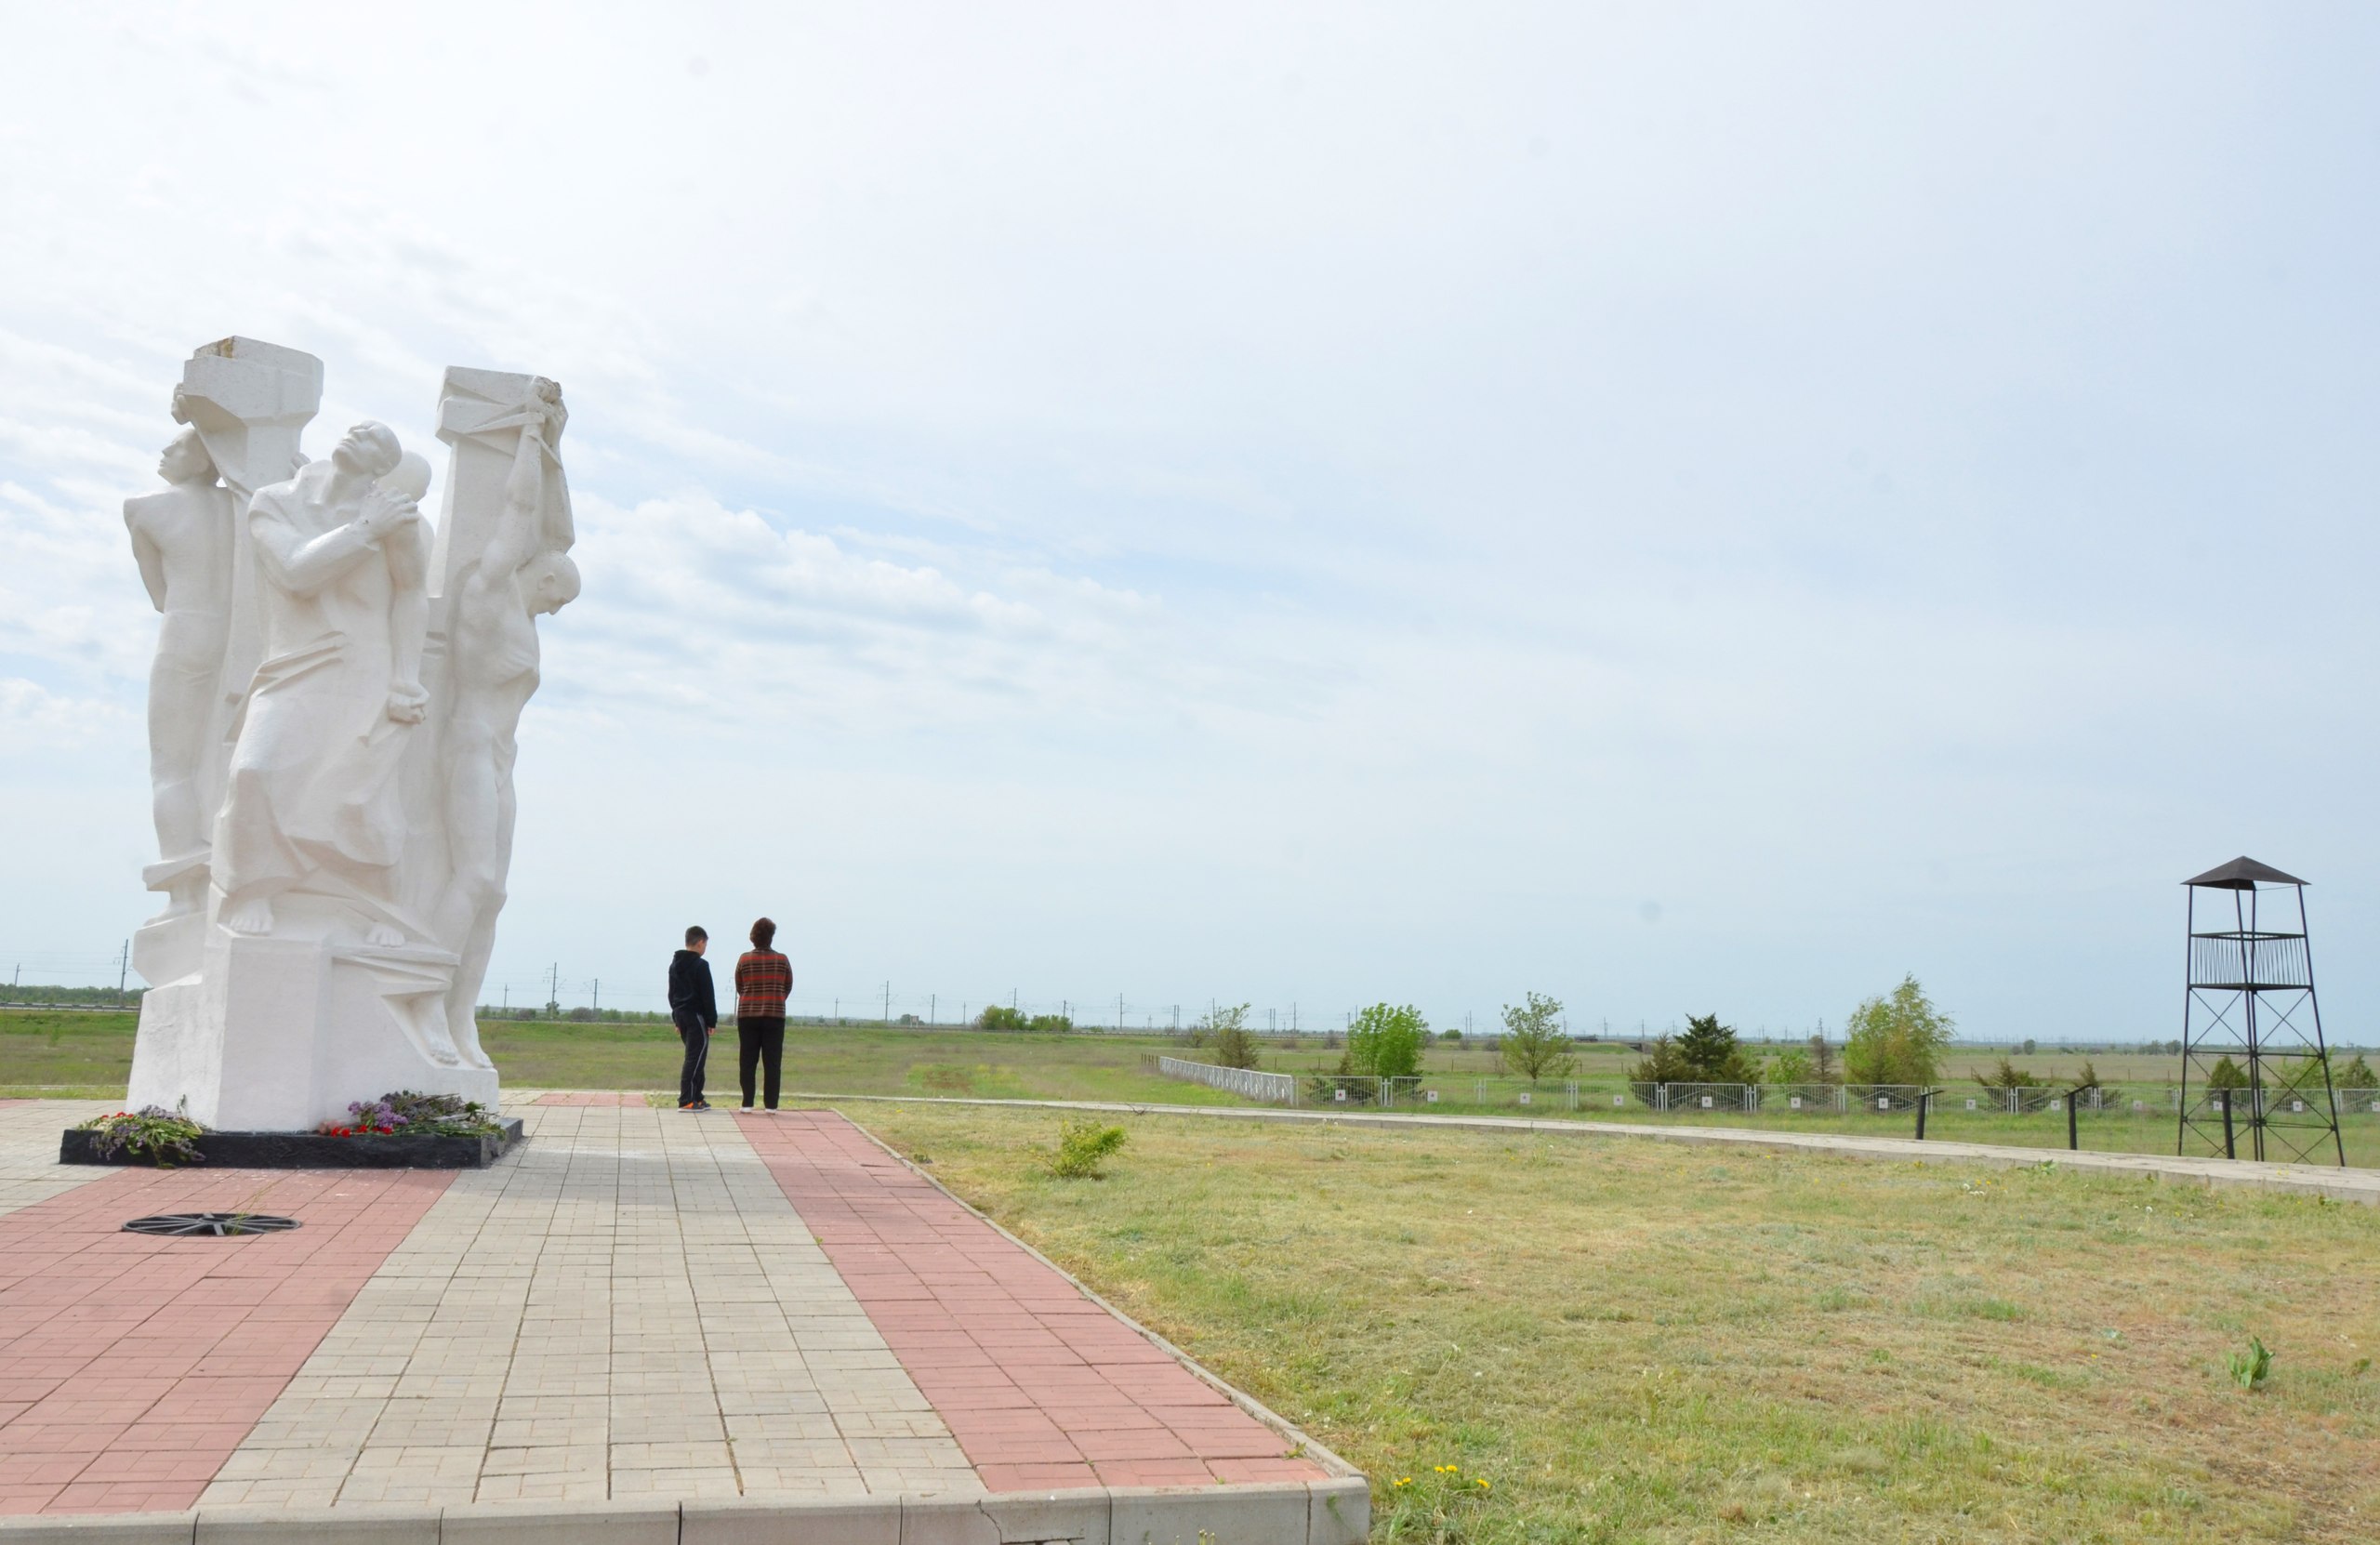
[60,1117,523,1169]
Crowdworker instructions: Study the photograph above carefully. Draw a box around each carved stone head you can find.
[522,550,581,616]
[157,426,217,486]
[330,421,403,479]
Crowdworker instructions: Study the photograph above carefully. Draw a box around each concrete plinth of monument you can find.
[124,912,496,1135]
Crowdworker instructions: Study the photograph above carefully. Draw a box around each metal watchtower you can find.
[2177,857,2345,1166]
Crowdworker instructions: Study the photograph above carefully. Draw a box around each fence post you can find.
[1914,1089,1934,1141]
[2064,1083,2094,1151]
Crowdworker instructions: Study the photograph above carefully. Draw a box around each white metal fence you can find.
[1155,1056,1299,1105]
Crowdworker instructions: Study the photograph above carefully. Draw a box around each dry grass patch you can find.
[842,1103,2380,1544]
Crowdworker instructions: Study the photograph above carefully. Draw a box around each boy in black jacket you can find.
[668,926,718,1110]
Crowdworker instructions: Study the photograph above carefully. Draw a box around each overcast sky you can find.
[3,3,2376,1038]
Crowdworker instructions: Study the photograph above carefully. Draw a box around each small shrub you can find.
[76,1104,208,1166]
[978,1004,1029,1032]
[1212,1025,1263,1069]
[1048,1119,1128,1179]
[1025,1012,1074,1034]
[1976,1056,2047,1090]
[2231,1336,2274,1391]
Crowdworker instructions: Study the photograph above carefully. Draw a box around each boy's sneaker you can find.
[691,1102,714,1111]
[678,1102,699,1111]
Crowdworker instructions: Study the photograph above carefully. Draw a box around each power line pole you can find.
[592,979,600,1016]
[883,981,892,1024]
[1117,993,1124,1033]
[117,940,128,1006]
[930,993,936,1027]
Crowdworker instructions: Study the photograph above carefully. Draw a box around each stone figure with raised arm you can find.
[213,421,431,944]
[124,427,236,918]
[434,383,579,1062]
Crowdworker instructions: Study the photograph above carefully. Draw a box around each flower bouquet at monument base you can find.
[316,1090,505,1140]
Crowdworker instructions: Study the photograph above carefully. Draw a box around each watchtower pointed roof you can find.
[2182,856,2306,890]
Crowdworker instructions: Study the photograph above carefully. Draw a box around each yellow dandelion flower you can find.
[1476,1477,1492,1489]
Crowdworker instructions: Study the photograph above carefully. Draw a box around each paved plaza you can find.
[0,1099,1363,1543]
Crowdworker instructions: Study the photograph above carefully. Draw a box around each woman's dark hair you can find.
[750,917,776,950]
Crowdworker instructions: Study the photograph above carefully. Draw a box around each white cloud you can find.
[2,5,2376,1033]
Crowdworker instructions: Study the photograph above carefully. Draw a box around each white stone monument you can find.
[124,338,578,1130]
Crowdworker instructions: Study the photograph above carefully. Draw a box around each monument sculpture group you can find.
[121,338,577,1130]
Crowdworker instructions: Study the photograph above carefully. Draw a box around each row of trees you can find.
[1632,975,1955,1089]
[976,1004,1076,1034]
[1185,993,1582,1081]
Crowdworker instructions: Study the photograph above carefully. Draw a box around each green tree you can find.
[1842,975,1953,1087]
[1025,1012,1074,1034]
[1675,1012,1757,1082]
[2332,1052,2376,1090]
[1807,1033,1838,1083]
[1764,1047,1816,1085]
[2206,1055,2250,1090]
[1974,1056,2046,1090]
[1344,1003,1428,1080]
[977,1004,1027,1032]
[1195,1003,1258,1068]
[1630,1034,1692,1086]
[1500,992,1577,1082]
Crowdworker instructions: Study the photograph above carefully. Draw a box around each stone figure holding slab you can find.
[431,382,579,1064]
[124,338,577,1131]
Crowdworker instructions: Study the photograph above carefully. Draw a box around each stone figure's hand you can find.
[385,680,429,725]
[355,489,420,541]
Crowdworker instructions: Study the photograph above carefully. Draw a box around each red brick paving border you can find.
[530,1091,645,1106]
[0,1164,453,1514]
[736,1109,1329,1494]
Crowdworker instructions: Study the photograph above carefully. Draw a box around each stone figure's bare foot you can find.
[222,895,274,935]
[365,922,404,947]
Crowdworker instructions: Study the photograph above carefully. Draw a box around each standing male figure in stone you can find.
[214,422,429,943]
[125,427,235,917]
[433,387,578,1065]
[669,926,718,1111]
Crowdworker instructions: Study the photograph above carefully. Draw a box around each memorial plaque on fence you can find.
[1877,1096,1890,1110]
[1964,1098,1977,1110]
[2292,1100,2306,1113]
[1518,1092,1531,1105]
[1789,1096,1802,1109]
[1699,1095,1712,1108]
[1333,1089,1347,1103]
[1425,1089,1439,1103]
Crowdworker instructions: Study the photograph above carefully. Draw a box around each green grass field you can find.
[8,1010,2374,1163]
[839,1101,2380,1544]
